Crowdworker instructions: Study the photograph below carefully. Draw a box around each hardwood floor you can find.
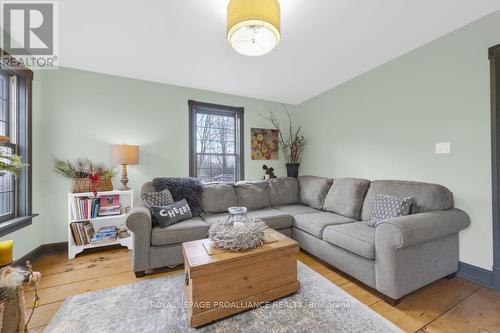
[23,248,500,333]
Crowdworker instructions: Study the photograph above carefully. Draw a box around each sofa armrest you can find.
[375,208,470,249]
[374,208,470,299]
[126,206,152,272]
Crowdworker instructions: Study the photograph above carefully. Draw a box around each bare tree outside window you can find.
[189,101,244,182]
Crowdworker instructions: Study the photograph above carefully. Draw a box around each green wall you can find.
[4,11,499,270]
[35,68,293,247]
[2,67,294,258]
[295,11,500,270]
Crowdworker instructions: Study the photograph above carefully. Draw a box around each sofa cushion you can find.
[361,180,454,221]
[151,217,209,246]
[323,178,370,219]
[201,208,293,230]
[274,204,321,216]
[268,177,299,206]
[246,208,294,229]
[298,176,333,209]
[201,213,229,226]
[201,182,237,214]
[293,212,356,238]
[323,222,375,260]
[234,180,271,210]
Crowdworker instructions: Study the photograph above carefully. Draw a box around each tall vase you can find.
[286,163,300,178]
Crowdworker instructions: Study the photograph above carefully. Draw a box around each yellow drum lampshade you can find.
[227,0,281,56]
[0,240,14,266]
[111,144,139,166]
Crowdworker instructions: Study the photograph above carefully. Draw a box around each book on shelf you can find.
[70,221,95,246]
[98,205,121,216]
[70,194,125,220]
[70,223,120,245]
[91,226,118,243]
[100,194,120,208]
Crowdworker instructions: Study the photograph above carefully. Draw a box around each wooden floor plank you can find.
[316,267,351,285]
[25,301,63,329]
[36,258,133,289]
[297,251,329,271]
[23,248,498,333]
[420,287,500,333]
[27,325,46,333]
[24,269,182,308]
[34,251,131,276]
[370,277,482,332]
[340,280,383,306]
[33,248,130,269]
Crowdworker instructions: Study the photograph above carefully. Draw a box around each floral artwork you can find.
[251,128,279,160]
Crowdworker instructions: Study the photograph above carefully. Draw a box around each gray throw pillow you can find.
[367,194,413,227]
[143,189,174,207]
[150,199,192,228]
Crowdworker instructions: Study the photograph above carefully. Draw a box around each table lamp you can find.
[111,144,139,190]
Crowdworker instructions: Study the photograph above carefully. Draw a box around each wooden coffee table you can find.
[182,228,300,328]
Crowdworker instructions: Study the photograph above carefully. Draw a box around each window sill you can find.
[0,214,38,237]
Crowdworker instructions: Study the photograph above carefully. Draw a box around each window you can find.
[0,50,33,234]
[189,100,244,182]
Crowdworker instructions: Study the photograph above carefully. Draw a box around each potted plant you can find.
[0,143,29,177]
[266,105,305,178]
[53,157,116,194]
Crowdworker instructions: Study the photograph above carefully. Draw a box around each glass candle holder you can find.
[228,206,248,228]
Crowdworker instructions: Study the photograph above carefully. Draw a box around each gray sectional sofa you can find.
[126,176,470,303]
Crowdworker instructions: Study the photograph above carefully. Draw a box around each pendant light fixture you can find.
[227,0,281,56]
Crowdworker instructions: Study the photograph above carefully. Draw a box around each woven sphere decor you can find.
[208,219,267,252]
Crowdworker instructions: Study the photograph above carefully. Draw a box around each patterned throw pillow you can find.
[143,189,174,207]
[150,199,192,228]
[367,194,413,227]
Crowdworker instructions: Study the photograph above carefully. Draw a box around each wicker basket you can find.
[71,178,113,193]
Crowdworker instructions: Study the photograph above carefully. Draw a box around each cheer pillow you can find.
[150,199,192,228]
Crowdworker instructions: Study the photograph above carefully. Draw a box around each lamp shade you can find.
[227,0,281,56]
[111,144,139,165]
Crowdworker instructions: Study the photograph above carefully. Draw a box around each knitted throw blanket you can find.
[152,177,204,217]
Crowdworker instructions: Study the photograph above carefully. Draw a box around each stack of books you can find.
[70,194,122,220]
[70,221,95,245]
[70,197,100,220]
[98,195,121,217]
[92,226,118,243]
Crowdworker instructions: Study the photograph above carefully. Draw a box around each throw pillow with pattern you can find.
[150,199,192,228]
[367,194,413,227]
[143,189,174,207]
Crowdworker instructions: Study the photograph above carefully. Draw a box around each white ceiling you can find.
[59,0,500,105]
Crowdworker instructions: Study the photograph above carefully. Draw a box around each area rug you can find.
[45,262,403,333]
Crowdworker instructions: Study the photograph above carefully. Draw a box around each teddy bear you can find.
[262,165,277,180]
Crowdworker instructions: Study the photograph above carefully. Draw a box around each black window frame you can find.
[188,100,244,182]
[0,49,35,237]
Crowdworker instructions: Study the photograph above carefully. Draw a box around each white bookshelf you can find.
[67,189,134,259]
